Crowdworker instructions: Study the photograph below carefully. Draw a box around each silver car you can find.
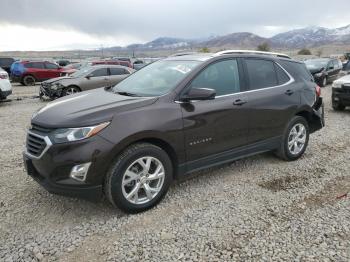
[40,65,134,99]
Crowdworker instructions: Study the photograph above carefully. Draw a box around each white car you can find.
[0,67,12,100]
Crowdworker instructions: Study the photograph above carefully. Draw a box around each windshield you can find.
[70,66,93,78]
[112,60,200,96]
[305,59,328,69]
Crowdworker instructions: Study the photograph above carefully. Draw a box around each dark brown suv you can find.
[23,51,324,213]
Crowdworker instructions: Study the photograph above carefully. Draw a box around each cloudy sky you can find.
[1,0,350,51]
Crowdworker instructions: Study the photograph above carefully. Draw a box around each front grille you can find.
[26,133,47,157]
[31,124,52,134]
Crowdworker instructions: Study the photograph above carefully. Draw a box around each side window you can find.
[245,59,278,90]
[110,68,129,75]
[279,60,313,82]
[45,62,59,69]
[25,62,45,69]
[90,68,108,77]
[189,59,240,96]
[275,64,290,85]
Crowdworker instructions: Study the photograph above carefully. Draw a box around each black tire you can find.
[23,75,36,86]
[275,116,309,161]
[62,86,80,96]
[332,102,345,111]
[320,77,327,87]
[105,143,173,213]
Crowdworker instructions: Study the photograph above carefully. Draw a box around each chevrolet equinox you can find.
[24,51,324,213]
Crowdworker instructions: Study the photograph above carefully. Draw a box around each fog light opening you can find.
[70,163,91,182]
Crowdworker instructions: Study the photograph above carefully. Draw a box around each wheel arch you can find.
[65,85,82,91]
[295,109,320,133]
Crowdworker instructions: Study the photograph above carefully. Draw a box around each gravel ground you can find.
[0,84,349,261]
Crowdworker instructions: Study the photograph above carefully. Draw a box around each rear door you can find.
[82,67,110,90]
[109,67,130,85]
[243,58,299,144]
[181,58,250,162]
[44,62,61,79]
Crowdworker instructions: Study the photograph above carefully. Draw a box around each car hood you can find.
[308,67,324,74]
[43,76,76,84]
[32,88,158,128]
[333,74,350,85]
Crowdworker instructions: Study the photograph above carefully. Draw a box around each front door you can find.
[181,59,250,162]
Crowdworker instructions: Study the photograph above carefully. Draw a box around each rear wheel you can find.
[63,86,80,96]
[23,75,36,86]
[105,143,173,213]
[276,116,309,161]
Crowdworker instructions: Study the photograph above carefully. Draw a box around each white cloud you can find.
[0,24,143,51]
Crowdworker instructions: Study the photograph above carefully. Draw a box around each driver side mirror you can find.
[180,87,216,102]
[86,74,93,79]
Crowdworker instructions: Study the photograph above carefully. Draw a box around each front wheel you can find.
[63,86,80,96]
[276,116,309,161]
[105,143,173,213]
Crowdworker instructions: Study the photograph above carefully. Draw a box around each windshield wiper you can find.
[115,91,139,97]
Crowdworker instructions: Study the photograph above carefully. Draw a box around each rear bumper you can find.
[309,97,325,133]
[332,88,350,106]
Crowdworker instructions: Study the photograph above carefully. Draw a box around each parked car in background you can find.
[332,74,350,111]
[10,61,70,86]
[0,67,12,100]
[133,60,146,70]
[0,57,15,75]
[40,65,134,99]
[25,51,324,213]
[56,60,71,67]
[305,58,343,87]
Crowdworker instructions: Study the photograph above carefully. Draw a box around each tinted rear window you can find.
[245,59,278,90]
[24,62,45,69]
[279,60,313,82]
[275,64,290,84]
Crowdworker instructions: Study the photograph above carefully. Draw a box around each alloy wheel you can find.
[288,123,307,155]
[65,87,78,95]
[122,156,165,205]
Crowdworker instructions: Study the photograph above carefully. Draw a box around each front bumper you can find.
[332,87,350,106]
[0,89,12,99]
[40,84,63,99]
[23,133,116,201]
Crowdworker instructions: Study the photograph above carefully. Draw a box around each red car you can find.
[10,61,70,86]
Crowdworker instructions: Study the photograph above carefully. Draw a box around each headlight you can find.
[332,82,342,89]
[50,122,110,143]
[315,73,323,78]
[51,82,64,90]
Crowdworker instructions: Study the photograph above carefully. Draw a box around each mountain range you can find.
[106,25,350,52]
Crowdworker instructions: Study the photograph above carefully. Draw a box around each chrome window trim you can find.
[175,62,295,103]
[25,131,52,160]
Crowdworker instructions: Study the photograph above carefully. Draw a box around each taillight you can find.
[315,85,321,97]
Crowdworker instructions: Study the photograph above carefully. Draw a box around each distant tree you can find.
[298,48,312,55]
[199,47,210,53]
[316,49,323,57]
[257,42,271,52]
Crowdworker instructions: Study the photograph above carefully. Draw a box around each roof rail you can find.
[170,52,199,57]
[215,50,291,59]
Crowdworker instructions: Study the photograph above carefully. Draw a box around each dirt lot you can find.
[0,84,349,261]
